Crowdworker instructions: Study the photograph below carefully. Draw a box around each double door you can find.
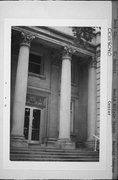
[24,106,43,143]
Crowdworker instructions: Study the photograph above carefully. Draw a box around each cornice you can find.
[12,26,95,57]
[36,26,73,41]
[31,26,73,46]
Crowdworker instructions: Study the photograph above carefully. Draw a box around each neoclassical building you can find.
[10,26,100,159]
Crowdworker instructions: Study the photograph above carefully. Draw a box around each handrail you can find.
[93,135,100,151]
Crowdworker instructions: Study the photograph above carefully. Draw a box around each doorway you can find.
[24,106,42,144]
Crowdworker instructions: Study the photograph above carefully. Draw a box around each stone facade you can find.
[10,26,101,150]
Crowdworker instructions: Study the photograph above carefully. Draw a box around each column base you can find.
[10,135,28,148]
[85,139,95,150]
[57,139,75,150]
[46,138,58,148]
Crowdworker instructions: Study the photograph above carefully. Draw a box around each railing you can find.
[93,135,100,151]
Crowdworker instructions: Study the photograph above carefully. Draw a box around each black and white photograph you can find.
[10,26,101,162]
[0,1,114,179]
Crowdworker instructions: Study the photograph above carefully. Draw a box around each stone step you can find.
[10,146,99,162]
[11,149,99,155]
[10,155,99,162]
[11,150,99,157]
[11,152,99,157]
[11,159,99,162]
[10,152,98,158]
[11,146,97,153]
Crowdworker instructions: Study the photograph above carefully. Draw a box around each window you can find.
[28,53,43,76]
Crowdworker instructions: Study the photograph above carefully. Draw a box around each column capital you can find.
[62,46,76,60]
[88,55,96,68]
[20,32,35,47]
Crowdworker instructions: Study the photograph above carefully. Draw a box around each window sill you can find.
[28,72,46,80]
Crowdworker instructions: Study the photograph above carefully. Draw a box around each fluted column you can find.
[11,32,35,147]
[58,46,75,149]
[87,56,97,148]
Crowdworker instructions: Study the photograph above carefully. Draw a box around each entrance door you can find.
[24,106,41,143]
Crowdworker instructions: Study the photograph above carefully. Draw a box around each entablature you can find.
[12,26,96,58]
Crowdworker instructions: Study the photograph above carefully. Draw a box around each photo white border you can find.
[3,18,112,179]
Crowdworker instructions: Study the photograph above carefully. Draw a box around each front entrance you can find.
[24,106,42,144]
